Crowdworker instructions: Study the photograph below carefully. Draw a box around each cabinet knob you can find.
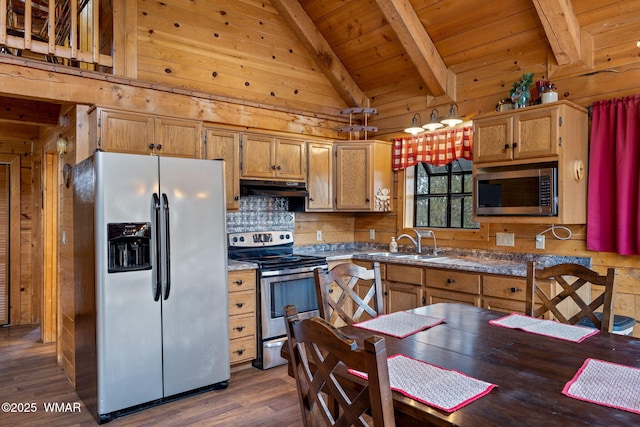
[235,349,245,355]
[512,142,518,149]
[234,195,240,201]
[235,302,245,308]
[365,198,370,203]
[446,278,455,284]
[276,165,282,170]
[234,280,243,285]
[509,287,522,293]
[149,143,155,149]
[309,197,314,202]
[234,326,245,332]
[271,165,277,170]
[156,144,162,150]
[504,144,510,150]
[328,288,333,294]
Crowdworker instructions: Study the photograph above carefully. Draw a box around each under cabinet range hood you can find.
[240,179,308,211]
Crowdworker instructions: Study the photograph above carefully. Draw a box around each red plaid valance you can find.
[392,126,473,170]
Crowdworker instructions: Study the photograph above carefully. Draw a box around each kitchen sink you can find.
[366,252,444,261]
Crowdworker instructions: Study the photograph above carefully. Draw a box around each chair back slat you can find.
[525,262,616,332]
[315,262,384,327]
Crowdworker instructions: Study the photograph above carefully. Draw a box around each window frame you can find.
[413,159,477,229]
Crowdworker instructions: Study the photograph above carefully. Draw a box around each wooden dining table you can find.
[282,303,640,426]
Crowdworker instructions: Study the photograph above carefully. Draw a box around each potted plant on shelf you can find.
[510,72,534,109]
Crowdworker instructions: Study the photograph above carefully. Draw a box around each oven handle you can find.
[260,264,327,278]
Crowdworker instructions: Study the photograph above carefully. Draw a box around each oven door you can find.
[260,266,324,342]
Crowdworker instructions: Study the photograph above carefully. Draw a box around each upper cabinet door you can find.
[205,127,240,211]
[513,108,559,160]
[98,110,155,155]
[473,116,513,163]
[306,141,333,211]
[241,134,306,181]
[274,138,306,181]
[154,117,203,159]
[335,143,371,211]
[241,134,276,179]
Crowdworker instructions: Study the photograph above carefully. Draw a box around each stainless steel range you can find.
[227,231,327,369]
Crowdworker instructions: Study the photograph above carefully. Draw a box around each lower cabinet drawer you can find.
[483,296,526,314]
[230,336,256,364]
[427,269,480,294]
[482,276,527,301]
[228,290,256,316]
[229,313,256,340]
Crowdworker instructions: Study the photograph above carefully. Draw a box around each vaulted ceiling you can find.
[271,0,640,113]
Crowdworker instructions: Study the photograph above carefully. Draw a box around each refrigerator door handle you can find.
[152,193,162,301]
[162,193,171,300]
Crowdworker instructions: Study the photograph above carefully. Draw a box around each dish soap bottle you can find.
[389,237,398,253]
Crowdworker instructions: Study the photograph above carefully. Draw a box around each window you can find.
[414,159,478,229]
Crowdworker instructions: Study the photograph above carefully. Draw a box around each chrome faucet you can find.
[396,229,439,255]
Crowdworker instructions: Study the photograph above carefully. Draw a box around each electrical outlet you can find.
[535,235,545,250]
[369,229,375,240]
[496,232,515,247]
[316,230,322,241]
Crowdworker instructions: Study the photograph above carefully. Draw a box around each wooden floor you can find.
[0,325,302,426]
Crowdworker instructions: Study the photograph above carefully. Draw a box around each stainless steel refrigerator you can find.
[73,152,230,423]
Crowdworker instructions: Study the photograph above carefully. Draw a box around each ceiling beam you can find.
[374,0,453,99]
[270,0,368,108]
[532,0,593,67]
[0,96,61,126]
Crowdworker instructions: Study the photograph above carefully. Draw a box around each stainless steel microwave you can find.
[475,166,557,216]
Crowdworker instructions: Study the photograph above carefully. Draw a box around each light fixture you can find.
[440,103,464,127]
[404,113,425,135]
[423,109,444,131]
[56,136,67,155]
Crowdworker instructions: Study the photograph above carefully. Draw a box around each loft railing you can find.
[0,0,112,70]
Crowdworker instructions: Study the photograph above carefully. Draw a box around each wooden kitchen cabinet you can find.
[306,141,334,211]
[334,140,392,212]
[241,133,306,181]
[424,269,481,306]
[204,127,241,210]
[227,269,257,365]
[90,108,203,158]
[473,101,588,224]
[383,264,424,313]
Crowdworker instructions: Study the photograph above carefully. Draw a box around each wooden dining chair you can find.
[525,261,616,332]
[283,305,395,427]
[314,262,384,327]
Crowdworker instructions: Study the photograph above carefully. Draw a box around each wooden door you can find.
[335,143,371,210]
[242,134,275,178]
[0,164,8,325]
[513,107,559,159]
[205,128,240,210]
[99,109,154,154]
[473,116,513,163]
[154,117,203,158]
[306,141,333,211]
[274,138,306,180]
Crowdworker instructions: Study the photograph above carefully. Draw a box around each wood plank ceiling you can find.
[271,0,640,111]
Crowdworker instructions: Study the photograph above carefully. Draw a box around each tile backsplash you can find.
[226,196,294,233]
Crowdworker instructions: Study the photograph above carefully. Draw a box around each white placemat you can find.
[563,358,640,414]
[489,313,599,342]
[354,310,445,338]
[350,354,497,413]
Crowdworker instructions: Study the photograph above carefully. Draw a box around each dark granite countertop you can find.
[294,244,591,277]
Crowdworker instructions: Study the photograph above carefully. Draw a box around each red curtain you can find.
[392,126,473,170]
[587,95,640,255]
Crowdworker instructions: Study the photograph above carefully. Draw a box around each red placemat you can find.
[563,358,640,414]
[354,310,444,338]
[489,313,599,342]
[350,354,497,413]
